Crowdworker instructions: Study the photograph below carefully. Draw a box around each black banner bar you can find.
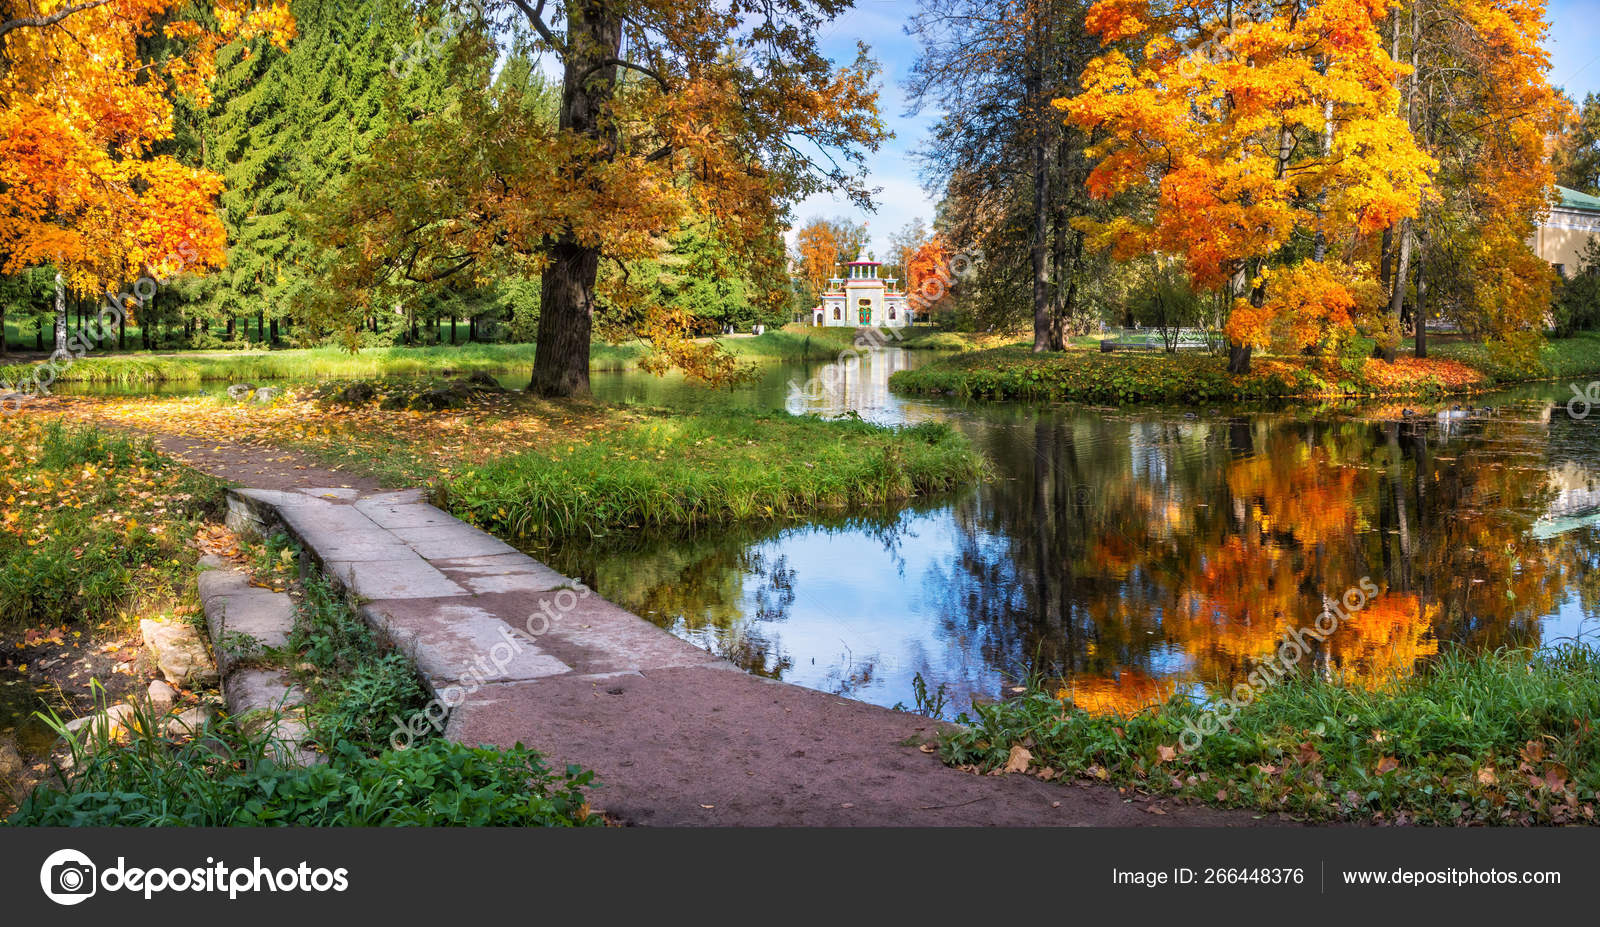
[3,826,1596,921]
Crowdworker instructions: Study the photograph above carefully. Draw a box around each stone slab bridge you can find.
[226,485,1263,827]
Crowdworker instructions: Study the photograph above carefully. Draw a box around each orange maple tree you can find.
[1062,0,1434,373]
[1408,0,1565,367]
[794,220,844,304]
[0,0,294,298]
[905,237,952,311]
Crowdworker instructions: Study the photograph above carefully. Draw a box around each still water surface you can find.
[538,348,1600,715]
[40,352,1600,717]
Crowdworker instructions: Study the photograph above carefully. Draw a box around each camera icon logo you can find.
[39,849,97,905]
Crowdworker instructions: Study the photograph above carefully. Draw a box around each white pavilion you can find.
[811,248,911,328]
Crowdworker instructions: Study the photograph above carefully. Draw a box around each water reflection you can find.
[555,351,1600,714]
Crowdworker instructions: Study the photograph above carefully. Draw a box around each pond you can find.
[38,348,1600,718]
[523,347,1600,716]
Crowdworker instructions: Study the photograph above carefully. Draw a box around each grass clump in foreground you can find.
[7,711,597,826]
[288,568,430,750]
[0,418,223,630]
[6,542,598,826]
[439,410,985,539]
[942,646,1600,825]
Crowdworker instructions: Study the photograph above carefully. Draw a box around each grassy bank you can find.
[9,553,597,827]
[1430,331,1600,383]
[942,646,1600,825]
[0,418,224,631]
[889,334,1600,404]
[8,720,597,826]
[0,329,880,386]
[49,386,989,539]
[439,412,984,539]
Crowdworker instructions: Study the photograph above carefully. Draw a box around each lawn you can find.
[0,329,880,386]
[888,333,1600,404]
[44,382,988,539]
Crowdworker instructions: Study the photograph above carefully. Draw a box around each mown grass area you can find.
[1428,330,1600,383]
[439,411,986,539]
[942,646,1600,825]
[777,324,1000,352]
[889,334,1600,404]
[0,418,224,631]
[0,330,883,386]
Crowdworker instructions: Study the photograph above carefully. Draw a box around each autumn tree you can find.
[309,0,885,397]
[885,216,929,283]
[1553,90,1600,196]
[793,218,844,305]
[1384,0,1566,361]
[905,236,953,316]
[907,0,1104,348]
[1063,0,1433,373]
[0,0,294,353]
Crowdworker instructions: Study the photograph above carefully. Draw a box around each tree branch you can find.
[0,0,115,41]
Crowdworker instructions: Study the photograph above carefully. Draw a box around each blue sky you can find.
[790,0,1600,259]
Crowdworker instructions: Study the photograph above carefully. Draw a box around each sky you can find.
[789,0,1600,260]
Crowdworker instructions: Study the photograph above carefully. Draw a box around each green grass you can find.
[439,410,986,539]
[888,345,1313,404]
[890,333,1600,404]
[0,419,224,630]
[1429,331,1600,383]
[286,569,429,751]
[942,646,1600,824]
[6,709,597,826]
[0,343,547,385]
[0,331,879,386]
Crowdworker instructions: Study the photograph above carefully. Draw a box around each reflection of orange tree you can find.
[1087,431,1376,686]
[1074,419,1567,692]
[1324,594,1439,687]
[1062,669,1175,717]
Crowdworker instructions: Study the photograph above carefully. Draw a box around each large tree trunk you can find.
[1228,267,1263,375]
[1027,13,1053,353]
[1414,229,1429,358]
[529,0,622,396]
[53,273,68,355]
[1380,0,1421,364]
[532,238,599,396]
[1382,219,1413,361]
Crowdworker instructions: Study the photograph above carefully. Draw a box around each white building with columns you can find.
[811,249,911,328]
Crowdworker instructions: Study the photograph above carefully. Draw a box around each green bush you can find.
[1554,261,1600,337]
